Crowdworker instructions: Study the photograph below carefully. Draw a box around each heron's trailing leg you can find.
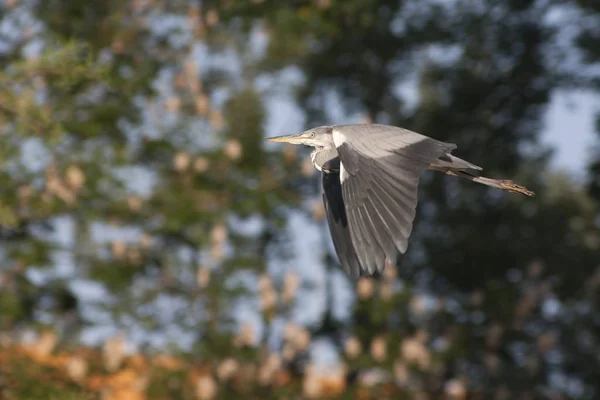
[448,170,535,197]
[429,153,535,197]
[468,175,534,196]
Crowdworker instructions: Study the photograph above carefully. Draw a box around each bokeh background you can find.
[0,0,599,399]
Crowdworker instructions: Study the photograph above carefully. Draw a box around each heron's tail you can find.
[430,154,535,197]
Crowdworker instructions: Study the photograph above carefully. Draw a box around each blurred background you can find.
[0,0,599,399]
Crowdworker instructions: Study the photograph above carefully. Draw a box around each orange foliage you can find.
[0,334,414,399]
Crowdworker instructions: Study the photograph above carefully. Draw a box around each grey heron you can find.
[267,124,534,279]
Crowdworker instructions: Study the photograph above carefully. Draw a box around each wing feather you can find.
[358,204,386,273]
[369,177,414,243]
[367,188,410,249]
[331,125,455,275]
[362,197,397,267]
[348,206,376,273]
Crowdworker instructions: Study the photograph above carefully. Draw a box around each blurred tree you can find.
[576,0,600,201]
[0,0,599,399]
[248,0,600,397]
[0,0,302,355]
[255,0,599,294]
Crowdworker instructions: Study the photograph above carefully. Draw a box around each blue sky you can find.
[543,90,598,179]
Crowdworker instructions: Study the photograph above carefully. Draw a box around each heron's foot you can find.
[499,180,535,197]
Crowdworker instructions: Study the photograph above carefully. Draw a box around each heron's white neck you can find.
[310,146,339,173]
[310,148,322,171]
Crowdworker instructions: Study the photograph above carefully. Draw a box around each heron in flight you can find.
[267,124,534,279]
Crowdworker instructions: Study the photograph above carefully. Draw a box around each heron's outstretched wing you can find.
[321,158,362,279]
[331,124,456,275]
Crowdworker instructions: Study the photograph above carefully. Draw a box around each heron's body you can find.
[268,124,533,279]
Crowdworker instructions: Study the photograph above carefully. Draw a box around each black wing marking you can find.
[321,158,362,279]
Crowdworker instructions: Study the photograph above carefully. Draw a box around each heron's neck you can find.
[310,148,322,171]
[310,146,338,173]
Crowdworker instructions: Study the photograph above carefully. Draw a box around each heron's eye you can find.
[310,132,315,138]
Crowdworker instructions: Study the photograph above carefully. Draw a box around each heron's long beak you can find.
[266,134,305,144]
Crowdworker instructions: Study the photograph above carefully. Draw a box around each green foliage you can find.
[0,0,599,399]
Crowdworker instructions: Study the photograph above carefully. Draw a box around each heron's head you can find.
[267,126,333,148]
